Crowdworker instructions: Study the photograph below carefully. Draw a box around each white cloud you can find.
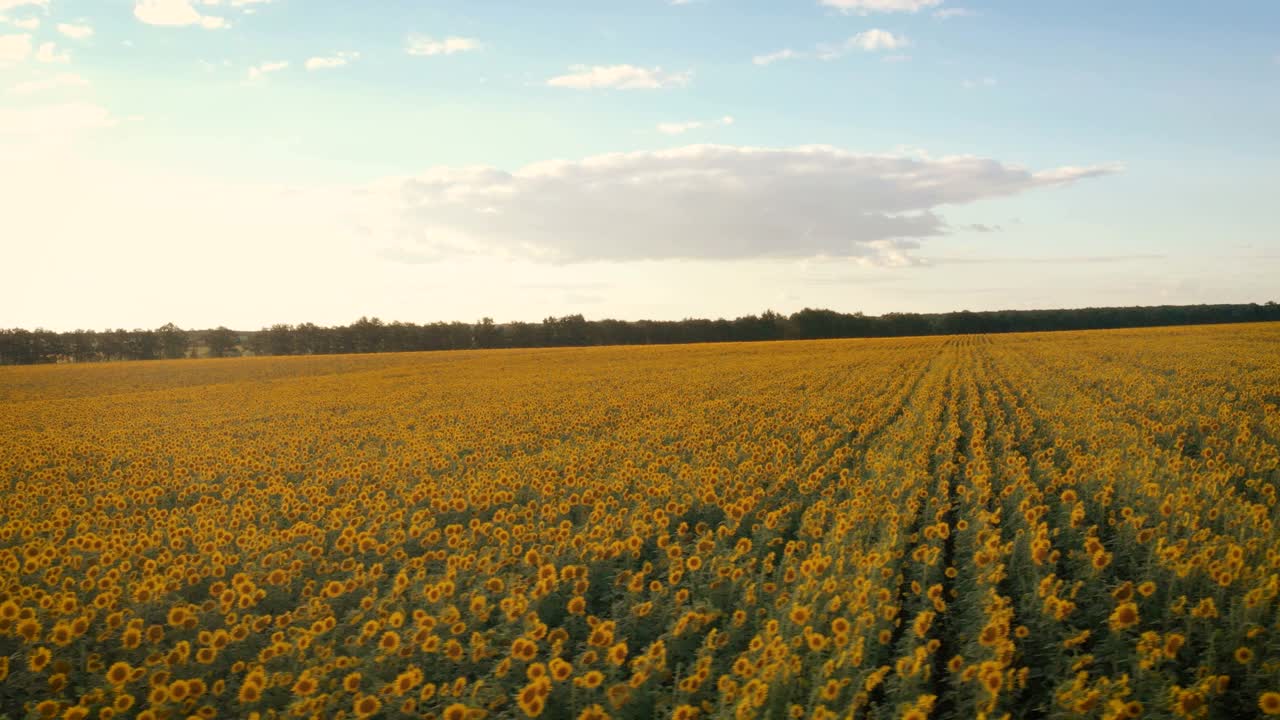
[753,49,799,66]
[656,121,700,135]
[0,31,30,65]
[374,145,1119,263]
[247,60,287,81]
[0,102,117,136]
[7,16,39,29]
[36,40,68,63]
[657,115,733,135]
[934,7,975,19]
[406,35,481,57]
[9,71,88,94]
[0,0,48,10]
[134,0,228,29]
[962,76,996,88]
[850,29,908,51]
[547,64,691,90]
[760,31,906,65]
[57,22,93,39]
[305,51,359,71]
[820,0,943,13]
[819,29,909,59]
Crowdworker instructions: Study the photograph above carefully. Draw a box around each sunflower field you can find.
[2,323,1279,720]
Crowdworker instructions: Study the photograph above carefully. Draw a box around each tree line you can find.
[2,302,1278,366]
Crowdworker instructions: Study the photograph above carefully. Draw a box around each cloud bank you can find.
[406,35,481,57]
[306,51,359,70]
[820,0,943,13]
[134,0,227,29]
[547,65,692,89]
[657,115,734,135]
[0,0,48,10]
[375,145,1119,264]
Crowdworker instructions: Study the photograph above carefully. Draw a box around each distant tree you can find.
[157,323,190,359]
[790,308,842,339]
[474,317,499,349]
[98,329,126,361]
[504,321,540,348]
[125,329,160,361]
[206,327,240,358]
[0,329,33,365]
[446,322,473,350]
[544,314,589,346]
[294,322,325,355]
[68,330,99,363]
[352,316,385,354]
[266,324,295,355]
[4,301,1280,365]
[384,321,410,353]
[23,329,63,363]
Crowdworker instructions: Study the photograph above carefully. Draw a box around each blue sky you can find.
[1,0,1277,330]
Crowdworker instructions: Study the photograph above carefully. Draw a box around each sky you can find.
[1,0,1277,331]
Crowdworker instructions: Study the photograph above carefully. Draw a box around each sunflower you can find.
[912,611,935,639]
[1176,690,1203,715]
[819,680,841,702]
[378,631,401,652]
[237,683,261,704]
[49,622,74,646]
[512,638,538,662]
[106,661,132,686]
[578,670,605,689]
[1108,602,1139,631]
[394,667,423,695]
[673,705,700,720]
[578,705,611,720]
[17,619,42,643]
[608,642,628,666]
[588,622,615,648]
[168,680,190,702]
[353,695,382,718]
[166,606,193,628]
[1260,692,1280,716]
[788,605,811,625]
[28,646,52,673]
[983,672,1003,695]
[517,683,547,718]
[292,674,318,696]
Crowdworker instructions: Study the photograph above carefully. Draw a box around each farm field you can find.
[2,324,1279,720]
